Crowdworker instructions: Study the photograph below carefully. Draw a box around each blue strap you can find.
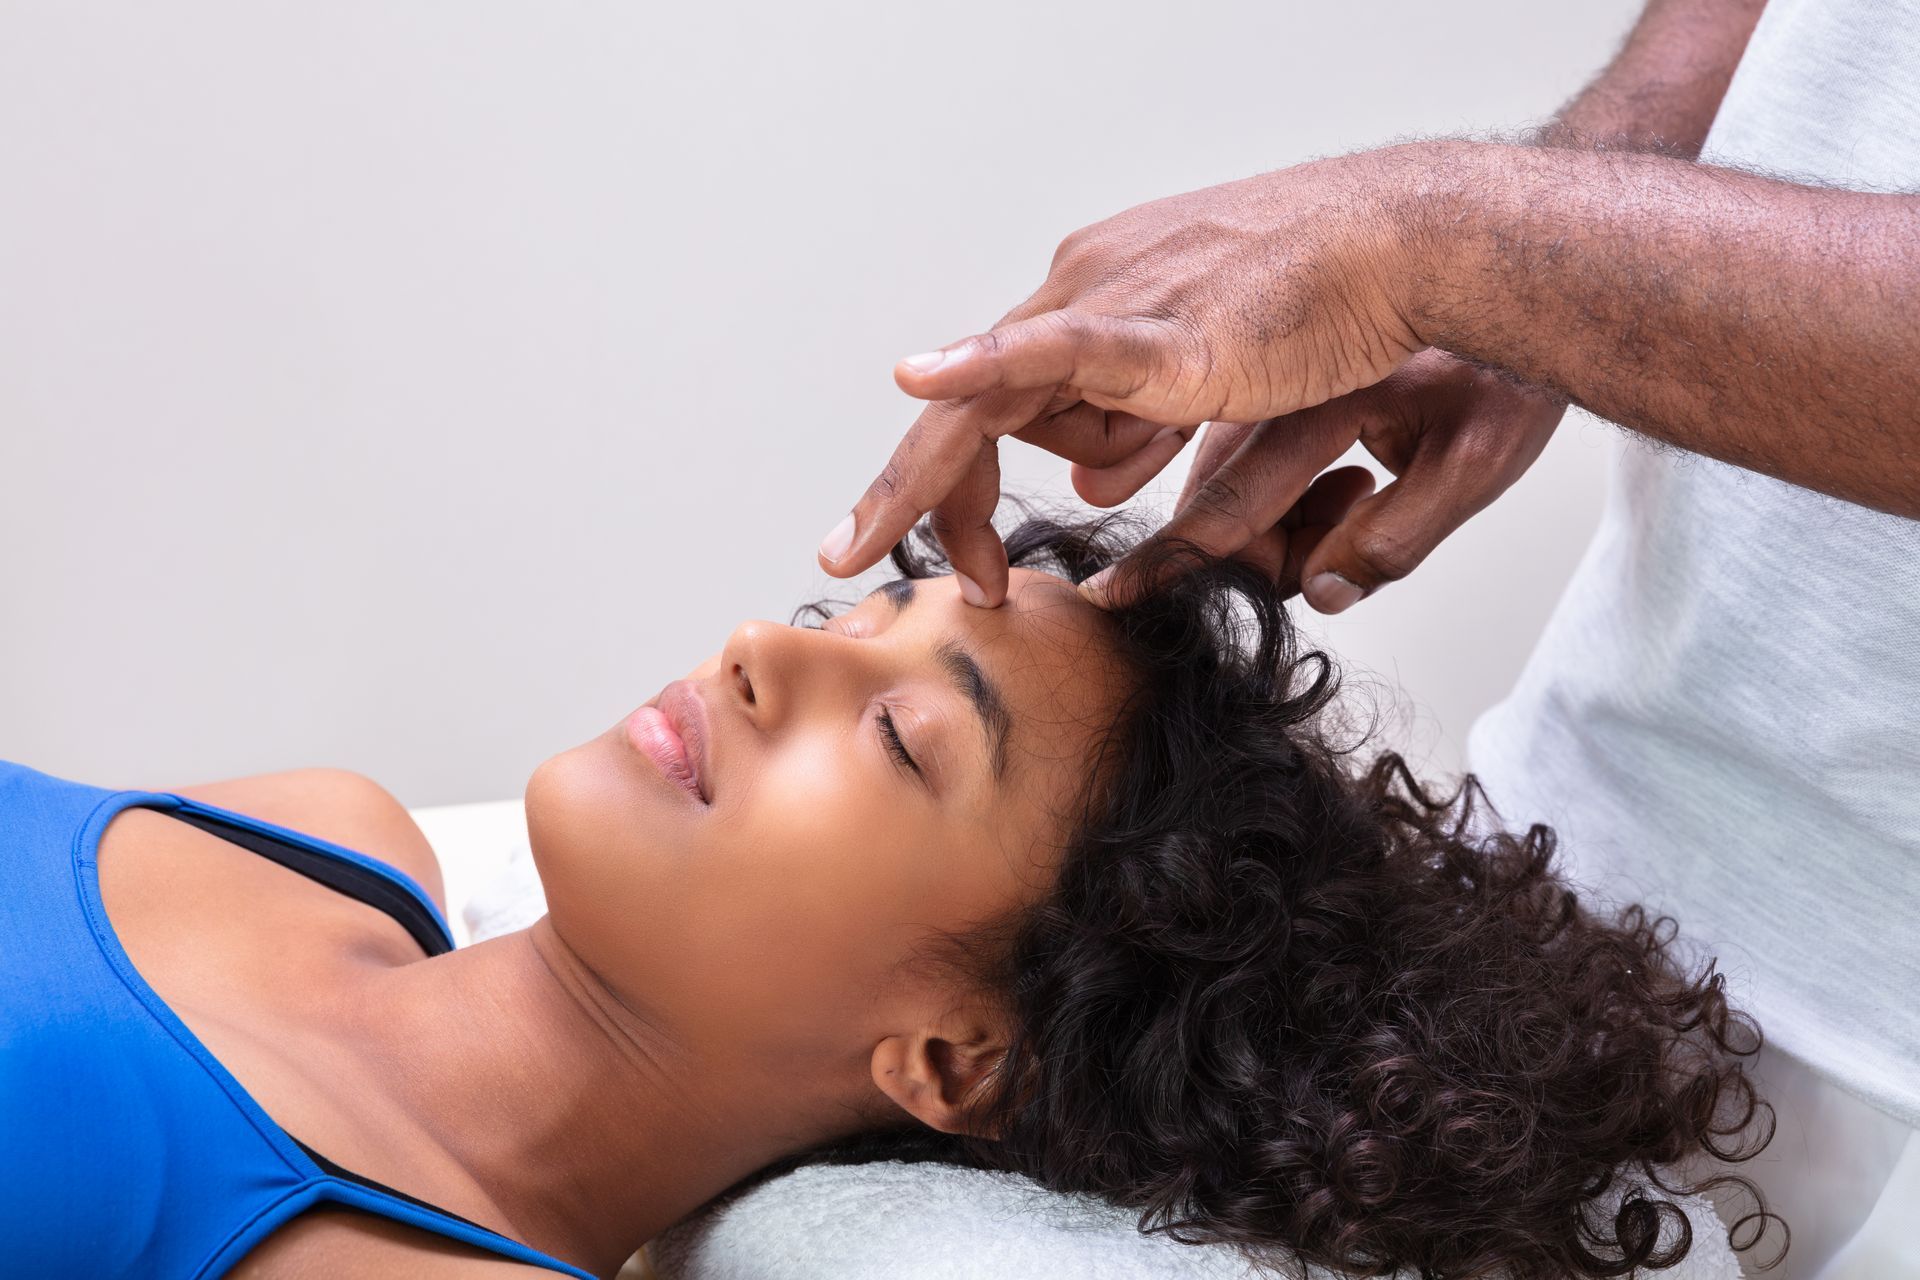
[83,789,591,1278]
[194,1179,599,1280]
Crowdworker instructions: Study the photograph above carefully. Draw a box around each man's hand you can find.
[821,130,1919,606]
[1092,350,1566,613]
[815,150,1435,605]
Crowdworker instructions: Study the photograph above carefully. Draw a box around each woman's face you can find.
[526,567,1131,1101]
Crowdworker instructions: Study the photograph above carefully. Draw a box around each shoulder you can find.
[231,1206,568,1278]
[169,768,446,912]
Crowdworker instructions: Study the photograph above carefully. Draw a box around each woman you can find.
[0,515,1777,1279]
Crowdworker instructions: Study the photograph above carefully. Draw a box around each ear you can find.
[869,1013,1006,1137]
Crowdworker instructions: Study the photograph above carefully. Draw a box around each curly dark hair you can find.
[769,511,1781,1279]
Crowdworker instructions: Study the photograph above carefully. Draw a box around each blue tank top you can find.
[0,760,596,1279]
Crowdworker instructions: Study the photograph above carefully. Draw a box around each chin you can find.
[524,726,649,886]
[523,726,688,992]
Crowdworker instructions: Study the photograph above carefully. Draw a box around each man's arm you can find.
[1404,141,1919,518]
[1536,0,1767,155]
[818,0,1915,600]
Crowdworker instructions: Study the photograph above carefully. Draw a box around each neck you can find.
[352,921,839,1278]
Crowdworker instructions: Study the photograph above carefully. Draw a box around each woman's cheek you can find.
[694,756,926,1034]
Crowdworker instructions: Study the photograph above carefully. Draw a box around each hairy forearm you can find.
[1402,142,1920,517]
[1535,0,1766,156]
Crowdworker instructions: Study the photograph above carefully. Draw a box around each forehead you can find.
[881,566,1131,768]
[986,568,1117,687]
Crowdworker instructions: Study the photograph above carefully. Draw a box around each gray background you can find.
[0,1,1636,806]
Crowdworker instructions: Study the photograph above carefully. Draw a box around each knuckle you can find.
[1038,308,1087,347]
[868,461,906,505]
[1021,310,1094,383]
[1188,474,1260,546]
[1193,471,1243,515]
[1135,317,1201,404]
[1345,525,1422,583]
[1050,223,1098,270]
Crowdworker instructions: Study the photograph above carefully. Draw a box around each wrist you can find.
[1374,139,1516,353]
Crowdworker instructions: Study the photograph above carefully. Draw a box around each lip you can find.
[627,679,714,806]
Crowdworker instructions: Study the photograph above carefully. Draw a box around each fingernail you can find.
[1305,572,1365,614]
[1079,566,1113,604]
[818,512,857,563]
[900,347,957,374]
[955,572,989,607]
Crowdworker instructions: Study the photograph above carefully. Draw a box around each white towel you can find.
[409,798,539,949]
[460,834,549,943]
[458,845,1744,1280]
[645,1161,1745,1280]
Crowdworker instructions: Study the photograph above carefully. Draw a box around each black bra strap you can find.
[291,1137,491,1232]
[168,808,451,957]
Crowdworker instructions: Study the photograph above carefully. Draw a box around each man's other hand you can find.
[1087,350,1567,612]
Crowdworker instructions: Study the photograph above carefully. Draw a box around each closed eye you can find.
[876,707,922,778]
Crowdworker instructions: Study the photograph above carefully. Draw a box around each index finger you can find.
[818,385,1054,581]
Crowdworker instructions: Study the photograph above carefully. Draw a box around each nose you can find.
[718,618,860,733]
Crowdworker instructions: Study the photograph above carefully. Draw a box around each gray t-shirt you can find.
[1468,0,1920,1123]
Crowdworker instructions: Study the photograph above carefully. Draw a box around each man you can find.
[818,1,1919,1274]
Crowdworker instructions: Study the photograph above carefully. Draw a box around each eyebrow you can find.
[874,578,1012,777]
